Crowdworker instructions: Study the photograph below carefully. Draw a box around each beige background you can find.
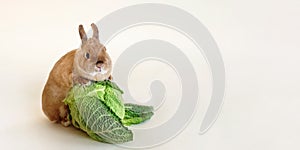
[0,0,299,149]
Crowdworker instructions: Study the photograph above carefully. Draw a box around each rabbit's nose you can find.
[96,60,104,68]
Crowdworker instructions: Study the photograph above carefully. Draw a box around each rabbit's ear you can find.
[79,25,87,43]
[91,23,99,40]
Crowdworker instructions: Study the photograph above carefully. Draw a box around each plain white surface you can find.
[1,0,300,149]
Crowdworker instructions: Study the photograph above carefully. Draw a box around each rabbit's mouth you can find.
[88,67,109,81]
[90,67,108,76]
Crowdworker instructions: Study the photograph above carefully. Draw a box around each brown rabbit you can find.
[42,23,112,126]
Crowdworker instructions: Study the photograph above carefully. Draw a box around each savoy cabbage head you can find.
[64,80,153,144]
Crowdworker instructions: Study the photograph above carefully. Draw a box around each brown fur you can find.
[42,24,112,126]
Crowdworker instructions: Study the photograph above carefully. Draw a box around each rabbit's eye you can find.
[85,52,90,59]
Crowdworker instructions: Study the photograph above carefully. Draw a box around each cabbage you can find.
[64,80,153,143]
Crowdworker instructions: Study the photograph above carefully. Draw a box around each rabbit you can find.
[42,23,112,126]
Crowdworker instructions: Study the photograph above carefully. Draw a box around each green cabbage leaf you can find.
[64,80,153,143]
